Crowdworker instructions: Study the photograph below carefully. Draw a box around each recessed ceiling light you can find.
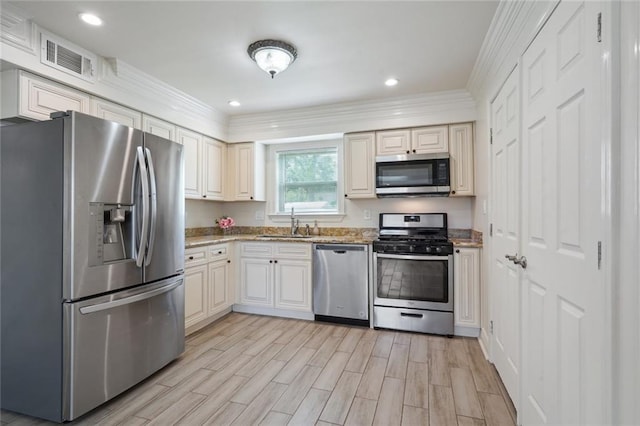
[79,13,103,26]
[228,100,241,107]
[385,78,399,87]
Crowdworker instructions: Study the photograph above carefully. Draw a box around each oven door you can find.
[373,252,453,311]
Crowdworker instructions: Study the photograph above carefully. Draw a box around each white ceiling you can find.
[7,1,498,116]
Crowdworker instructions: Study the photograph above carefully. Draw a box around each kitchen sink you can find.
[256,234,312,239]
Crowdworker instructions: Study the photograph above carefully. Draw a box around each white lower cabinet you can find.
[238,242,312,315]
[453,247,481,334]
[184,263,208,328]
[184,243,233,332]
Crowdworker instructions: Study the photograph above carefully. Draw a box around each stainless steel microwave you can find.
[375,153,450,197]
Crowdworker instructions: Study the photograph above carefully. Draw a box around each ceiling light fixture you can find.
[247,39,297,79]
[385,78,399,87]
[228,100,241,107]
[78,13,103,26]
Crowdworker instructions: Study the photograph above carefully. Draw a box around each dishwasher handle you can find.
[314,244,367,252]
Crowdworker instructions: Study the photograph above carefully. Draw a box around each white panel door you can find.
[490,67,521,408]
[410,125,449,154]
[178,128,203,199]
[184,265,207,329]
[234,143,254,200]
[521,2,607,424]
[208,261,228,315]
[203,137,226,200]
[274,260,311,311]
[344,132,376,198]
[90,98,142,129]
[240,258,273,306]
[142,115,177,141]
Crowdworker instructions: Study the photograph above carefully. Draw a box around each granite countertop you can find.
[186,234,376,248]
[450,238,483,248]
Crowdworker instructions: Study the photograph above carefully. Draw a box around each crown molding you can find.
[98,58,228,139]
[467,0,559,100]
[227,90,477,142]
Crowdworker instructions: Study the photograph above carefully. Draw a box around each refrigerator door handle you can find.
[144,147,157,267]
[78,279,182,314]
[135,146,150,267]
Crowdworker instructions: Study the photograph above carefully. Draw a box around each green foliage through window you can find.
[277,147,338,213]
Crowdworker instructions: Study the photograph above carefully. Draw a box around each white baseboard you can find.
[232,304,315,321]
[185,307,232,336]
[454,325,481,337]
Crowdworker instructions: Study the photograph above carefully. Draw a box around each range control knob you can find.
[436,247,442,253]
[425,247,432,253]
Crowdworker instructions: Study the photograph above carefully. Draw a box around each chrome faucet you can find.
[290,207,299,235]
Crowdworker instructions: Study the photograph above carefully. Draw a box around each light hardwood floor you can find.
[0,313,516,425]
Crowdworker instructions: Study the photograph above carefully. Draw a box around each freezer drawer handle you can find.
[400,312,424,319]
[79,280,182,314]
[333,250,347,254]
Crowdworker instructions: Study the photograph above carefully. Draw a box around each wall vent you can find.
[40,32,96,82]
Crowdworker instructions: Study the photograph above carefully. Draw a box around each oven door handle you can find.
[375,253,450,261]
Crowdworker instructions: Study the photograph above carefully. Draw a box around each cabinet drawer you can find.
[185,247,208,267]
[275,243,311,259]
[207,243,229,262]
[241,242,274,258]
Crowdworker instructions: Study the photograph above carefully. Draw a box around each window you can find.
[272,141,342,215]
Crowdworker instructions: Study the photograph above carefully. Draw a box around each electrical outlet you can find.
[363,209,371,220]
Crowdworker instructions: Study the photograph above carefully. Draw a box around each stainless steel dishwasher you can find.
[313,244,369,326]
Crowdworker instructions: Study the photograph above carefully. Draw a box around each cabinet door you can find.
[411,125,449,154]
[274,260,311,311]
[143,115,177,141]
[90,98,142,129]
[449,123,475,196]
[375,129,411,155]
[177,128,203,199]
[18,71,90,121]
[454,248,480,328]
[203,137,226,200]
[344,132,376,198]
[234,143,255,200]
[184,264,208,329]
[208,261,229,315]
[240,258,273,306]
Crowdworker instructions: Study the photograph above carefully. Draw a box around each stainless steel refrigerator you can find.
[1,111,185,422]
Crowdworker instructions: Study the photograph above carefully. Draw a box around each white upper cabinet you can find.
[375,129,411,155]
[142,115,177,141]
[226,142,265,201]
[410,125,449,154]
[202,136,226,200]
[344,132,376,199]
[177,127,204,199]
[178,128,226,201]
[449,122,474,196]
[1,70,90,122]
[90,97,142,129]
[376,125,449,155]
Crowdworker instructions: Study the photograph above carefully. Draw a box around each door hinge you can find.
[490,128,493,145]
[489,223,493,237]
[597,13,602,42]
[490,320,494,334]
[597,241,602,269]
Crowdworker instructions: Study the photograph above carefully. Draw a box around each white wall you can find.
[185,199,224,228]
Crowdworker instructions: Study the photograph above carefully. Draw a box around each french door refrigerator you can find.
[1,111,185,422]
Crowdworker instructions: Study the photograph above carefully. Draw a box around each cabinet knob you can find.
[451,190,456,195]
[269,260,273,263]
[274,260,278,263]
[227,260,231,263]
[344,194,348,198]
[202,194,207,198]
[412,149,416,153]
[456,249,460,253]
[218,251,222,254]
[406,150,410,154]
[250,196,253,200]
[188,256,194,260]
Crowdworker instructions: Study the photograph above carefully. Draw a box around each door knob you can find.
[514,255,527,269]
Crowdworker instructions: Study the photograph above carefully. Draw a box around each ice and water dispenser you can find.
[89,202,135,265]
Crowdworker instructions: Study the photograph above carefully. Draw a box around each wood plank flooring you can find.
[0,313,516,425]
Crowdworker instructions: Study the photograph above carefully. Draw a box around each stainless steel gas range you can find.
[372,213,454,336]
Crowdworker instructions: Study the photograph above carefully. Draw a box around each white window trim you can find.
[267,139,345,222]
